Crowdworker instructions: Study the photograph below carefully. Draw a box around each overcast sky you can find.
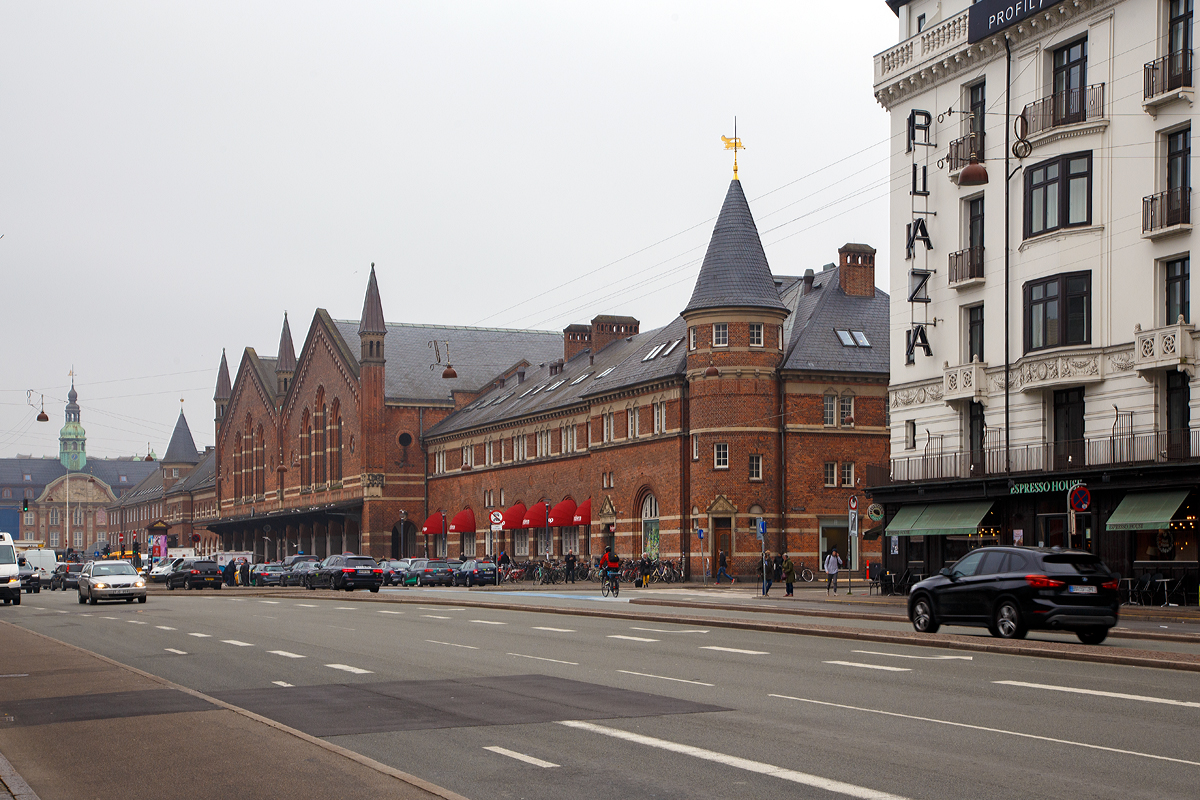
[0,1,897,460]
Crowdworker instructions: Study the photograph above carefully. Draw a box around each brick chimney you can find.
[801,268,815,296]
[590,315,639,354]
[838,243,876,297]
[564,324,591,362]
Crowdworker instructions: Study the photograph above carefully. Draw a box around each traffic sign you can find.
[489,510,504,526]
[697,528,705,540]
[849,495,858,511]
[1069,484,1091,512]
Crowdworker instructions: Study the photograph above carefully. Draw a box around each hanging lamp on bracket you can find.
[958,153,989,186]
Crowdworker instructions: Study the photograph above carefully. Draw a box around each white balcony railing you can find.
[874,10,970,84]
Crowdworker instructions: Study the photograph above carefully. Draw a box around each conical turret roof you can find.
[682,179,786,315]
[163,411,201,465]
[214,350,232,401]
[359,264,387,335]
[276,313,297,373]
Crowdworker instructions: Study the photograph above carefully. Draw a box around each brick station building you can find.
[210,175,891,578]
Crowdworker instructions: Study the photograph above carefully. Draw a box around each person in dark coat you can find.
[565,551,577,583]
[239,560,250,587]
[223,560,235,586]
[715,550,735,584]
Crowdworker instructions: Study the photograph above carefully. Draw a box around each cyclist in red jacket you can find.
[599,546,621,590]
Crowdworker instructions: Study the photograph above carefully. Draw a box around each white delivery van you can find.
[0,533,21,605]
[20,548,57,582]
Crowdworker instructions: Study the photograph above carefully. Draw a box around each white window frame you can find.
[24,512,33,526]
[749,454,763,481]
[749,322,764,347]
[841,461,855,488]
[713,323,729,347]
[515,531,529,556]
[905,420,917,450]
[823,395,836,426]
[824,462,838,487]
[778,325,784,350]
[692,434,699,460]
[689,327,697,350]
[714,442,729,469]
[840,396,855,426]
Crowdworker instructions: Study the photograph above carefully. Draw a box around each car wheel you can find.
[993,599,1026,640]
[370,587,379,593]
[1076,628,1107,645]
[215,583,222,590]
[167,580,175,590]
[88,593,97,605]
[34,585,40,594]
[78,591,86,605]
[12,593,19,606]
[138,595,147,604]
[184,579,192,590]
[910,595,940,633]
[125,597,133,603]
[416,576,423,587]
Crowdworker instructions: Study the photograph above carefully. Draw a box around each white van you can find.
[20,548,57,582]
[0,533,21,605]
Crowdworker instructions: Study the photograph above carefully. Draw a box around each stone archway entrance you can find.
[391,520,418,559]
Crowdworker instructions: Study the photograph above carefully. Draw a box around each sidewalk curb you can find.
[0,621,469,800]
[0,749,39,800]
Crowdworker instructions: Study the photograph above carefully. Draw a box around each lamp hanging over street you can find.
[958,153,989,186]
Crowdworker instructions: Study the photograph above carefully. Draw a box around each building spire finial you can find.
[722,118,744,180]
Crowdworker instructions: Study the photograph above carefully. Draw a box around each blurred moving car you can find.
[907,546,1119,644]
[149,558,184,583]
[452,559,497,587]
[17,558,41,594]
[309,554,383,592]
[282,560,320,587]
[50,563,84,591]
[406,559,454,587]
[250,564,286,586]
[77,560,147,605]
[165,559,224,590]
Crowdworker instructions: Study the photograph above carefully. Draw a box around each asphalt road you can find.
[7,588,1200,800]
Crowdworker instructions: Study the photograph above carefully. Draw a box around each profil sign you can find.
[968,0,1065,44]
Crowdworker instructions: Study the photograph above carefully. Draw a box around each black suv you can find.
[309,554,383,592]
[908,547,1118,644]
[51,563,84,591]
[165,559,224,590]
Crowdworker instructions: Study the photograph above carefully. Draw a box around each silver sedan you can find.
[78,560,147,605]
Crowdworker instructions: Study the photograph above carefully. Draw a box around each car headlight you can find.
[135,580,145,587]
[6,577,17,585]
[92,582,107,589]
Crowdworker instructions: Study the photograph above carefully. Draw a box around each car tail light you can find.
[191,569,200,575]
[1101,579,1118,590]
[373,569,382,574]
[1024,574,1065,588]
[342,568,355,573]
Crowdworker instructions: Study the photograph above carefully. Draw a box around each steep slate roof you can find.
[276,313,297,373]
[0,457,157,501]
[682,179,787,315]
[358,265,387,335]
[162,412,201,465]
[110,466,164,509]
[780,265,889,374]
[330,320,562,405]
[214,350,232,401]
[166,449,216,496]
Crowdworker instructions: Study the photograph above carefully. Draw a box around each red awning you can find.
[449,508,475,534]
[547,498,577,527]
[522,501,548,529]
[421,513,444,535]
[502,503,528,530]
[572,498,592,526]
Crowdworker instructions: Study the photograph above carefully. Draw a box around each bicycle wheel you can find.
[801,568,814,582]
[611,581,619,598]
[601,580,610,598]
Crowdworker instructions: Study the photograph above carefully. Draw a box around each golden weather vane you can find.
[721,117,744,180]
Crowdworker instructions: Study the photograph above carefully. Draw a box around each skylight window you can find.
[528,384,546,396]
[852,331,871,347]
[642,343,666,362]
[836,330,856,347]
[595,366,616,379]
[519,386,537,398]
[546,380,566,392]
[836,330,872,347]
[660,338,683,357]
[569,373,591,385]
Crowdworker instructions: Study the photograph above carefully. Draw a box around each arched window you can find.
[641,493,660,558]
[329,399,342,483]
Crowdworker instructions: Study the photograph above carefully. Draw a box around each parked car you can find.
[309,554,383,592]
[165,559,224,590]
[907,546,1119,644]
[250,564,286,586]
[50,562,84,591]
[406,559,454,587]
[149,557,184,583]
[77,560,147,605]
[453,559,497,587]
[283,560,320,587]
[17,558,41,594]
[281,554,320,569]
[379,559,411,586]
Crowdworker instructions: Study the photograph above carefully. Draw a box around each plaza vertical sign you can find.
[905,108,935,363]
[968,0,1065,43]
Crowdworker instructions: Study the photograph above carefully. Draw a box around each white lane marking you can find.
[0,674,30,678]
[272,681,294,687]
[853,650,972,661]
[994,680,1200,708]
[295,604,318,608]
[53,609,69,614]
[101,616,118,620]
[29,606,42,610]
[127,620,147,625]
[79,614,92,617]
[222,640,254,647]
[471,619,507,625]
[326,663,373,674]
[335,607,355,610]
[268,650,306,659]
[420,606,463,611]
[617,670,714,687]
[508,653,578,665]
[422,614,451,619]
[533,626,575,632]
[608,635,658,642]
[188,633,212,638]
[164,648,188,655]
[260,600,280,605]
[483,746,559,768]
[700,646,768,655]
[824,661,912,673]
[771,694,1200,767]
[558,720,911,798]
[631,627,709,634]
[377,610,404,615]
[156,625,176,630]
[426,640,479,650]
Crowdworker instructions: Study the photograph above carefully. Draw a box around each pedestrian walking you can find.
[782,553,796,597]
[762,552,773,595]
[824,547,843,595]
[715,550,736,584]
[640,552,653,588]
[565,550,577,583]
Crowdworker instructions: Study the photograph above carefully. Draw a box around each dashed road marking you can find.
[377,610,404,615]
[853,650,972,661]
[617,670,714,687]
[164,649,188,655]
[508,653,578,665]
[335,607,355,610]
[272,681,294,687]
[631,627,709,634]
[608,635,658,642]
[188,633,212,638]
[422,614,451,620]
[994,680,1200,708]
[426,640,478,650]
[156,625,176,630]
[471,619,506,625]
[222,640,254,647]
[127,620,147,624]
[326,663,373,675]
[701,646,768,655]
[268,650,306,658]
[532,626,575,632]
[295,604,318,608]
[101,617,118,620]
[483,746,559,768]
[260,600,280,605]
[824,661,911,672]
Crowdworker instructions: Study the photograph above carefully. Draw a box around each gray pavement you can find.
[4,587,1200,799]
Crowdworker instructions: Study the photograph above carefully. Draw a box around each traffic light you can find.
[22,498,28,512]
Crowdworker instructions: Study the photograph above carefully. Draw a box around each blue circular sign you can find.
[1069,484,1091,512]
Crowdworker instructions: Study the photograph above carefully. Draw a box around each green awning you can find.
[1105,490,1190,531]
[885,501,995,537]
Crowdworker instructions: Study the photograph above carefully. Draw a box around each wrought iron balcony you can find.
[1145,50,1193,100]
[1021,84,1106,138]
[946,131,984,174]
[867,427,1200,487]
[1143,188,1192,236]
[948,246,985,287]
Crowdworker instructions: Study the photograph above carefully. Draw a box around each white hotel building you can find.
[868,0,1197,593]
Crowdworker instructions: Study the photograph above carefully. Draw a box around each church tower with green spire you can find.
[59,382,87,471]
